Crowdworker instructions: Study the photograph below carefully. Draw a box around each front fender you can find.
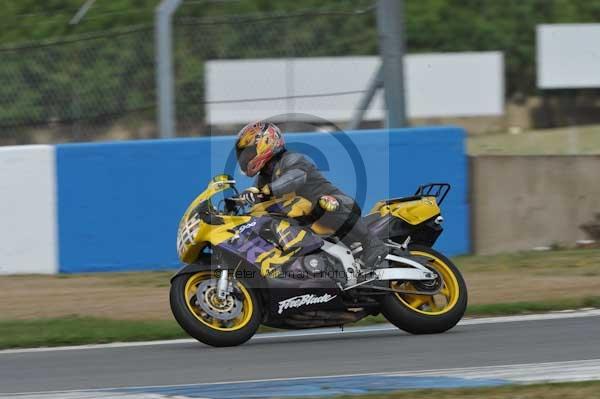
[170,253,215,283]
[170,252,266,289]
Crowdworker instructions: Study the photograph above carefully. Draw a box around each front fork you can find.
[216,269,230,299]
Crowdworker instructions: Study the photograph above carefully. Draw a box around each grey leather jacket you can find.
[255,151,345,204]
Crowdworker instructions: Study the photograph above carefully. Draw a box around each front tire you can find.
[381,245,467,334]
[170,271,261,347]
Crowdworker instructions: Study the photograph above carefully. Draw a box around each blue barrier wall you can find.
[56,127,468,273]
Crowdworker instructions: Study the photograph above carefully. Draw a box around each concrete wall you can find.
[0,145,57,274]
[9,138,598,271]
[471,156,600,254]
[0,127,468,274]
[56,127,469,273]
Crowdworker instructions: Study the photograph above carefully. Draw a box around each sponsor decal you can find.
[230,220,257,242]
[277,293,337,314]
[237,220,257,234]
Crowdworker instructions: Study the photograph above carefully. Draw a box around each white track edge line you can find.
[1,308,599,355]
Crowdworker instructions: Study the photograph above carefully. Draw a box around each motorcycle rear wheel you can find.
[381,245,467,334]
[170,271,261,347]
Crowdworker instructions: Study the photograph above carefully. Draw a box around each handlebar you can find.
[228,193,268,205]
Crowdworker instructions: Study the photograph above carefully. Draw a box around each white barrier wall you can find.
[537,24,600,89]
[205,52,504,125]
[0,145,57,274]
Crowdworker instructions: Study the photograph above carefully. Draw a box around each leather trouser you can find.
[312,195,388,268]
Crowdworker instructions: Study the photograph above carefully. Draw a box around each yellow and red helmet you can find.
[235,121,285,177]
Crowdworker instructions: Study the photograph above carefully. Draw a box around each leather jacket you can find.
[255,151,345,204]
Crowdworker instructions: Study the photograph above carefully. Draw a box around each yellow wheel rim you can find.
[392,250,460,316]
[184,271,254,332]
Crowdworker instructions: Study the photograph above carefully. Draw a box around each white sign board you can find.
[537,24,600,89]
[405,52,503,118]
[206,52,504,125]
[205,57,385,125]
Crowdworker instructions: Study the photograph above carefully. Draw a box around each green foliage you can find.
[0,27,155,130]
[403,0,600,95]
[0,0,373,44]
[3,0,600,137]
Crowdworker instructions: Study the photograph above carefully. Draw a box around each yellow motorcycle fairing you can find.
[177,175,252,263]
[369,196,441,225]
[177,174,319,266]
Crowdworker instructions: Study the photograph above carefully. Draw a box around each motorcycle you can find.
[170,174,467,347]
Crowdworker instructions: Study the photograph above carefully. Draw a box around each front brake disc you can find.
[196,279,243,321]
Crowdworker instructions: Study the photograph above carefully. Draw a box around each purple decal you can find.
[219,217,275,265]
[217,215,322,266]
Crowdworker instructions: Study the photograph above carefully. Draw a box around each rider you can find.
[235,120,388,270]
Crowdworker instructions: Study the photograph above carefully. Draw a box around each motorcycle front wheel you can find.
[170,271,261,347]
[381,244,467,334]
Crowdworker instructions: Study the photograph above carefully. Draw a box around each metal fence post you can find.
[155,0,182,139]
[347,65,383,131]
[376,0,407,128]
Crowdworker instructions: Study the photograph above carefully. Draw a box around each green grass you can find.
[468,124,600,155]
[455,248,600,274]
[3,296,600,349]
[2,248,599,349]
[0,317,186,349]
[324,381,600,399]
[354,295,600,326]
[467,296,600,315]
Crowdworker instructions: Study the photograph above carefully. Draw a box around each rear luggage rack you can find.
[381,183,451,206]
[414,183,451,205]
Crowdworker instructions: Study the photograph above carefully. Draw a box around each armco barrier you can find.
[0,127,468,274]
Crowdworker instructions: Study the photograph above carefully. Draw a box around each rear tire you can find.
[381,245,467,334]
[170,272,261,347]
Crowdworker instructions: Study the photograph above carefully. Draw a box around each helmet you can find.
[235,121,285,177]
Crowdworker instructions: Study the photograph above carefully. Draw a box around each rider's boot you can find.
[360,236,390,270]
[343,220,389,271]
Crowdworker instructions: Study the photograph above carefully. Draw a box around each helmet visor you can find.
[236,145,257,176]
